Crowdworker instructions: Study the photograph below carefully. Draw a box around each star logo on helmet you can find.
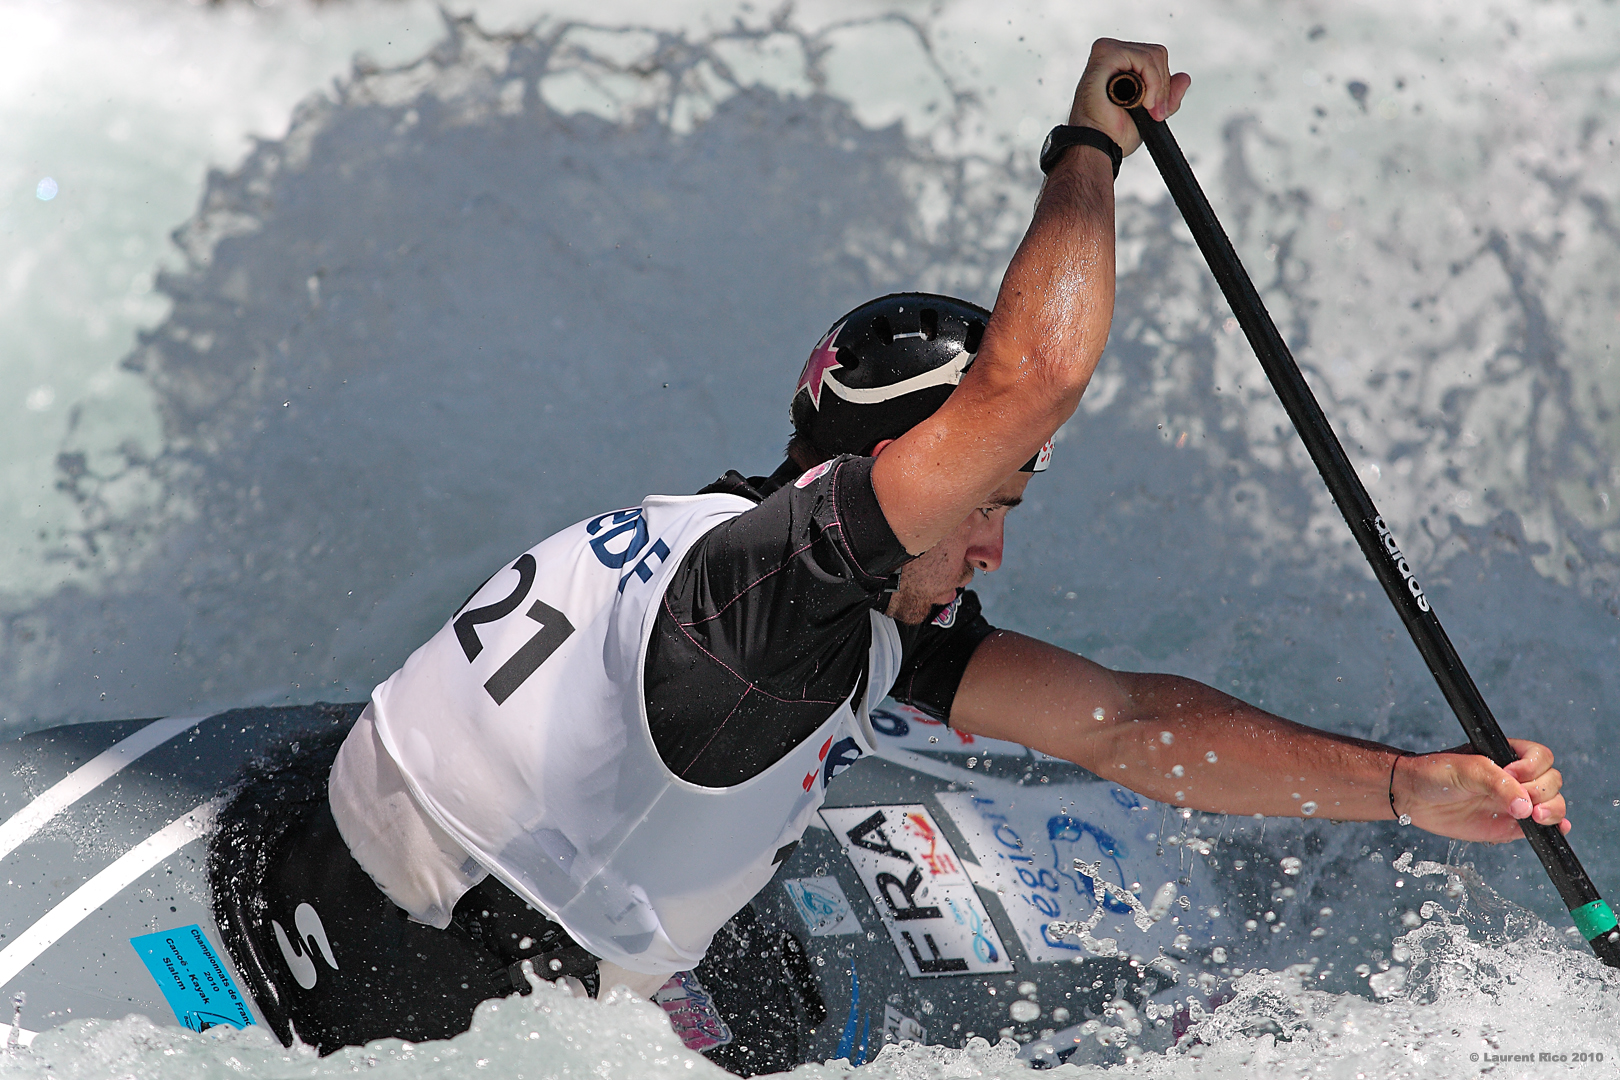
[795,322,846,409]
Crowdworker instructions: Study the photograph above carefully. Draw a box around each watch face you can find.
[1041,131,1054,157]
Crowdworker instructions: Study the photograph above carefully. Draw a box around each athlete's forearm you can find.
[955,631,1573,842]
[870,151,1113,557]
[871,42,1184,557]
[951,630,1399,821]
[901,148,1115,492]
[970,143,1117,428]
[939,37,1187,455]
[1097,671,1399,821]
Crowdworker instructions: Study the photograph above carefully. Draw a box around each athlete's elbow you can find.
[981,302,1099,387]
[973,352,1088,431]
[1028,333,1107,417]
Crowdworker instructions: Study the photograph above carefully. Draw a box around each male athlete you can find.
[215,38,1570,1061]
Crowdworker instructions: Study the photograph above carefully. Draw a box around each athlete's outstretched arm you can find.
[948,630,1571,844]
[872,40,1191,557]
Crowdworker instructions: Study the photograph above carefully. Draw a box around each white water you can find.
[3,0,1620,1076]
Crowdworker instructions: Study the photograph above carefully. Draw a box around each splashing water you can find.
[4,0,1620,1077]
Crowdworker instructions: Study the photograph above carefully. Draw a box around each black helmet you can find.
[790,293,1051,471]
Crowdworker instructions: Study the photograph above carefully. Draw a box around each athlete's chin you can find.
[884,593,936,626]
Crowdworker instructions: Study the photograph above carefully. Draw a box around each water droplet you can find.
[1205,751,1218,763]
[1301,801,1318,816]
[1159,731,1174,745]
[1017,982,1038,997]
[36,177,58,201]
[1170,764,1184,777]
[1210,947,1227,963]
[1009,1000,1040,1022]
[929,735,939,743]
[1368,965,1408,998]
[1093,707,1106,721]
[1279,856,1303,876]
[1398,813,1412,826]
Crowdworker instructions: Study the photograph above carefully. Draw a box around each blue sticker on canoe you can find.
[129,925,255,1032]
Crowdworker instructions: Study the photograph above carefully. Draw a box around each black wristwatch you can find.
[1039,125,1122,179]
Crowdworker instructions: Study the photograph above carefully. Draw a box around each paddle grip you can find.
[1119,102,1619,967]
[1106,72,1144,109]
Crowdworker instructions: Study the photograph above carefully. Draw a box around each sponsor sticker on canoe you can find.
[882,1004,928,1046]
[783,875,863,936]
[819,804,1011,978]
[129,925,255,1032]
[653,970,732,1052]
[937,779,1213,963]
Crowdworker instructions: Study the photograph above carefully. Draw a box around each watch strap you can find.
[1039,124,1122,179]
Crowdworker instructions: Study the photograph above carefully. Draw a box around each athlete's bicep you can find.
[947,629,1134,764]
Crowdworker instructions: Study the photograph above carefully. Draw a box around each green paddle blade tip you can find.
[1571,898,1618,940]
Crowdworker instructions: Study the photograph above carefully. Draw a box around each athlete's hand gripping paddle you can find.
[1103,70,1620,969]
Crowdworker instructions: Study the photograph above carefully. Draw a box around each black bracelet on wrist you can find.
[1039,124,1122,179]
[1389,752,1412,824]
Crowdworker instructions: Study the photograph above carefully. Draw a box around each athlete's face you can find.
[884,471,1030,625]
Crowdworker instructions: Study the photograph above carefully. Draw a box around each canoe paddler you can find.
[216,37,1569,1056]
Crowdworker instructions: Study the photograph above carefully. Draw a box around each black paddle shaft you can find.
[1102,71,1620,967]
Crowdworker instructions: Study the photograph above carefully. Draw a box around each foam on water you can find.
[3,0,1619,1076]
[5,906,1619,1078]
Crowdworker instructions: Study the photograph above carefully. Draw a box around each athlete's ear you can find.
[870,438,897,457]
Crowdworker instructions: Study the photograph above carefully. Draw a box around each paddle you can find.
[1103,71,1620,969]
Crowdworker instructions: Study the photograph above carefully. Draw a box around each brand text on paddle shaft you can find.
[1374,517,1429,612]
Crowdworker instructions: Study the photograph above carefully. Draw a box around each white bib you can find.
[351,492,902,975]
